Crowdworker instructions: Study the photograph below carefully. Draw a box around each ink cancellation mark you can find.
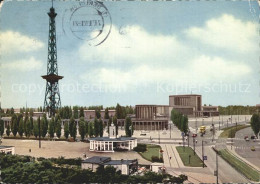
[62,0,112,46]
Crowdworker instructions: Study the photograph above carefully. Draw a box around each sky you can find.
[0,0,259,108]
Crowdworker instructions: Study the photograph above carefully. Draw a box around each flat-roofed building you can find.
[0,146,15,155]
[81,156,138,175]
[169,94,202,116]
[133,105,168,130]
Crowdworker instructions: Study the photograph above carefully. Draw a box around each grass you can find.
[219,124,250,138]
[176,146,204,167]
[138,144,162,162]
[218,149,259,182]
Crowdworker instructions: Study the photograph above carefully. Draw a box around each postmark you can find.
[62,0,111,46]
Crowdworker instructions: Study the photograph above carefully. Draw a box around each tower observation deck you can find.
[42,5,63,117]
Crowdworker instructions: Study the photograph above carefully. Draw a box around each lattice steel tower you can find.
[42,3,63,117]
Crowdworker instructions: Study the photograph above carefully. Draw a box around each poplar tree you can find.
[56,119,62,138]
[79,117,86,140]
[48,118,55,138]
[6,124,10,137]
[64,122,69,139]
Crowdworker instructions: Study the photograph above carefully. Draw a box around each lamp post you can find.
[216,151,219,184]
[38,117,41,148]
[202,140,205,168]
[193,136,195,155]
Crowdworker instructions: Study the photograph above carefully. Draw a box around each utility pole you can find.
[202,140,205,168]
[195,117,197,134]
[170,123,171,139]
[38,117,41,148]
[193,136,195,155]
[216,151,219,184]
[182,133,185,152]
[158,129,160,144]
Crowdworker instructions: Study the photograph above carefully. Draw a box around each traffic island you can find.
[219,125,250,138]
[176,146,204,167]
[218,149,259,182]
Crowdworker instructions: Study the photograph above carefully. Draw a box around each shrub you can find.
[151,156,163,163]
[133,144,147,152]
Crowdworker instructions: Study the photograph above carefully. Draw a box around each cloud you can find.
[0,31,44,54]
[2,57,43,71]
[185,14,258,52]
[80,55,252,88]
[78,25,188,66]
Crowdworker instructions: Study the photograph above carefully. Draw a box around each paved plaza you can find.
[1,139,151,165]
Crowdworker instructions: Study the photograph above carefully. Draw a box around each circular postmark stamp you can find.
[62,0,111,46]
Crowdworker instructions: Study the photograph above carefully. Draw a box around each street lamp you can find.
[202,140,207,168]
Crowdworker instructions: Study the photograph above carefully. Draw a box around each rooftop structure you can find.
[81,156,138,175]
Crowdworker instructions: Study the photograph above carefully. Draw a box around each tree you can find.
[12,118,18,137]
[99,119,103,137]
[78,117,86,140]
[71,123,77,140]
[116,103,123,119]
[11,114,17,133]
[88,121,94,137]
[18,118,24,137]
[125,117,133,137]
[104,108,109,119]
[25,118,31,137]
[0,119,4,136]
[64,122,69,139]
[56,119,62,138]
[69,117,75,137]
[6,124,11,137]
[42,114,48,138]
[250,114,260,138]
[73,106,79,119]
[94,118,99,137]
[48,118,55,138]
[10,107,14,115]
[79,107,84,118]
[113,116,118,136]
[33,120,39,138]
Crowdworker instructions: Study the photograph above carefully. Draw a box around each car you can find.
[244,135,248,139]
[192,134,197,137]
[251,146,255,151]
[245,137,249,141]
[251,135,255,140]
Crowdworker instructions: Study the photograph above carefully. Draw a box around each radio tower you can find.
[42,1,63,117]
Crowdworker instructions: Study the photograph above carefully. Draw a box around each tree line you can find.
[218,105,259,115]
[0,153,188,183]
[2,111,134,140]
[1,104,134,120]
[170,109,189,134]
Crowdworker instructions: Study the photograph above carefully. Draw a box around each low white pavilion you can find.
[89,123,137,152]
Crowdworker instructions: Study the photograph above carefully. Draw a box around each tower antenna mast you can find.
[42,0,63,117]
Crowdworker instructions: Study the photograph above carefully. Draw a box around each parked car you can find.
[192,134,197,137]
[251,135,255,140]
[251,146,255,151]
[244,135,248,139]
[245,137,249,142]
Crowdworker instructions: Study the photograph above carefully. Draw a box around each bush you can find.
[151,156,163,163]
[133,144,147,152]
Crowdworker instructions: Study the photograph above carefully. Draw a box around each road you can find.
[160,143,250,183]
[194,145,250,183]
[234,127,260,168]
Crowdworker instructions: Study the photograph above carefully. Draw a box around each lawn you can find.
[139,144,162,162]
[176,146,204,167]
[218,149,259,182]
[219,125,250,138]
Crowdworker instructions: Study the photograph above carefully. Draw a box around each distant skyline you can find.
[0,0,259,108]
